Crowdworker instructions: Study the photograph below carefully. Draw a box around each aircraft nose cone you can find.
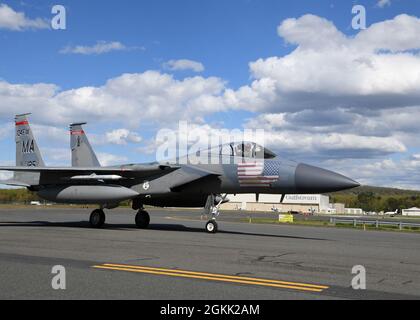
[295,164,360,193]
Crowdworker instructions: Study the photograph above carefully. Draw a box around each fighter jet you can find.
[0,114,360,233]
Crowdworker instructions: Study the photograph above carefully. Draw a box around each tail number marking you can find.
[17,129,30,137]
[22,140,35,154]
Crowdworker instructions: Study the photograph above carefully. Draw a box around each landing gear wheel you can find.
[89,209,105,228]
[135,210,150,229]
[206,220,218,234]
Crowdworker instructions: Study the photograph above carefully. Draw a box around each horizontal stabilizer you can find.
[0,179,30,187]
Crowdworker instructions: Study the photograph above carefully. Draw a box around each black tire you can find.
[89,209,105,228]
[135,210,150,229]
[205,220,218,234]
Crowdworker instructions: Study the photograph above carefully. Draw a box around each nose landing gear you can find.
[205,220,218,234]
[204,194,227,234]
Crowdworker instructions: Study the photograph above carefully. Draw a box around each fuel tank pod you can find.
[37,185,139,204]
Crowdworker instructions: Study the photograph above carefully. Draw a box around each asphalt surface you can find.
[0,207,419,300]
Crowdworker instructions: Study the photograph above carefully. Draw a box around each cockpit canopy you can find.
[207,142,277,159]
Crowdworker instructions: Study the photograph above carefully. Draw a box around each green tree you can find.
[357,192,376,212]
[385,197,401,211]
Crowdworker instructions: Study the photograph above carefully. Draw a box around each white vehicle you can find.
[30,201,41,206]
[384,209,398,217]
[366,211,377,216]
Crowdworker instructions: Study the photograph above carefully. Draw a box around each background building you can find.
[402,207,420,217]
[222,194,332,213]
[331,203,345,214]
[345,208,364,215]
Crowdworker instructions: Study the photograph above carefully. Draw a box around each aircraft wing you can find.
[170,166,221,191]
[0,165,179,184]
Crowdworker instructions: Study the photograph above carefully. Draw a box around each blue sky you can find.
[1,0,420,189]
[2,0,415,88]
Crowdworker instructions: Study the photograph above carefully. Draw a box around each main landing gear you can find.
[135,209,150,229]
[89,209,105,228]
[204,194,227,234]
[132,199,150,229]
[88,207,150,229]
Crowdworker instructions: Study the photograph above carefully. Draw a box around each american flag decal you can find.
[237,161,280,187]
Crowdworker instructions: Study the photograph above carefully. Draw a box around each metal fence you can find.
[330,218,420,230]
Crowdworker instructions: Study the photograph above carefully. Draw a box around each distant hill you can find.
[329,185,420,197]
[328,186,420,212]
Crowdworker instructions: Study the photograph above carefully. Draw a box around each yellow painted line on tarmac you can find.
[92,263,329,293]
[102,263,329,290]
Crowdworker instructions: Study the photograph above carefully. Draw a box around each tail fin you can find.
[15,113,45,167]
[70,123,101,167]
[14,113,44,185]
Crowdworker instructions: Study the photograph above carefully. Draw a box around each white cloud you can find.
[0,71,228,127]
[354,14,420,52]
[59,41,137,55]
[105,129,142,145]
[97,153,128,166]
[245,114,406,159]
[230,14,420,113]
[324,156,420,190]
[377,0,391,8]
[42,148,70,166]
[31,124,68,146]
[277,14,346,50]
[0,123,12,141]
[38,148,129,167]
[163,59,205,72]
[0,4,49,31]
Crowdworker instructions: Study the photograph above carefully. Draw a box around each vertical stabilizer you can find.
[70,123,101,167]
[14,113,44,184]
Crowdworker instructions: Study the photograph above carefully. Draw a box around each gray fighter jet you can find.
[0,114,360,233]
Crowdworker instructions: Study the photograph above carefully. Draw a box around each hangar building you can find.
[221,194,333,214]
[402,207,420,217]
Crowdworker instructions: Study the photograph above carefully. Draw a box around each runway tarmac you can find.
[0,207,419,300]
